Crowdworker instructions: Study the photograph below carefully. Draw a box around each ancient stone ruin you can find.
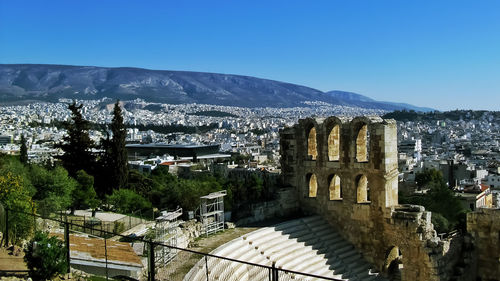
[279,116,498,281]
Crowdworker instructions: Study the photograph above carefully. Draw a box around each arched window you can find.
[383,246,403,278]
[329,174,342,200]
[307,127,317,160]
[356,124,369,162]
[328,124,340,161]
[356,174,370,203]
[308,173,318,197]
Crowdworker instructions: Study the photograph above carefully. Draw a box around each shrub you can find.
[24,231,68,280]
[113,221,125,234]
[432,213,450,234]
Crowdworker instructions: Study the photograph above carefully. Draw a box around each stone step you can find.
[184,216,387,281]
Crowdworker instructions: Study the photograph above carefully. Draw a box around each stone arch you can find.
[356,124,369,162]
[307,173,318,197]
[327,124,340,161]
[307,126,318,160]
[356,174,370,203]
[383,246,403,280]
[328,174,342,200]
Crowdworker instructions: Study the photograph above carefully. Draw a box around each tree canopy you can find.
[110,101,128,190]
[55,102,96,177]
[400,169,468,232]
[0,172,35,243]
[19,135,28,164]
[71,170,98,213]
[30,165,75,217]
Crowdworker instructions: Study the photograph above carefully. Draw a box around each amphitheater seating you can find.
[184,216,387,281]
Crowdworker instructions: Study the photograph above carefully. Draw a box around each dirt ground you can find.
[155,227,258,281]
[0,247,27,272]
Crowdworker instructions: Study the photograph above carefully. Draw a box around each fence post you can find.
[104,238,109,281]
[148,241,155,281]
[4,208,8,247]
[205,254,209,280]
[32,206,36,232]
[271,261,278,281]
[64,221,70,273]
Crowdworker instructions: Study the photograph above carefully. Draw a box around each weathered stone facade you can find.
[467,208,500,281]
[280,116,468,281]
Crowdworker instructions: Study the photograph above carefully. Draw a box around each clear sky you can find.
[1,0,499,111]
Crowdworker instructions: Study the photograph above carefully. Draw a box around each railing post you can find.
[271,261,278,281]
[104,238,109,281]
[4,208,9,247]
[148,241,155,281]
[64,220,70,273]
[205,254,209,280]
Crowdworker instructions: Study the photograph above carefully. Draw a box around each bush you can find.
[24,231,68,280]
[431,213,450,234]
[113,221,125,234]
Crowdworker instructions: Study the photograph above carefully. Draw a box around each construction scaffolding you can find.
[154,208,182,265]
[200,190,227,237]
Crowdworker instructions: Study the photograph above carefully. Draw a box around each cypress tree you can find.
[19,134,28,164]
[110,100,128,189]
[95,133,113,197]
[55,102,96,177]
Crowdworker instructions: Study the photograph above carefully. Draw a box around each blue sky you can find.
[1,0,499,110]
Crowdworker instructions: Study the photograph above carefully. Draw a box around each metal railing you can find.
[1,207,344,281]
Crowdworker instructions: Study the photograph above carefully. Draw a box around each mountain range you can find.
[0,64,433,111]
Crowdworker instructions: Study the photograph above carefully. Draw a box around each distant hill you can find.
[325,91,434,112]
[0,64,433,111]
[383,109,499,122]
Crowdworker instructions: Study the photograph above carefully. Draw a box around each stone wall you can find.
[280,116,466,281]
[235,188,299,225]
[467,208,500,281]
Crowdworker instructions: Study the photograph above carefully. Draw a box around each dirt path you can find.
[155,227,258,281]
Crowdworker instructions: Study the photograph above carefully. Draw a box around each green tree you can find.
[424,179,466,226]
[95,133,113,197]
[55,102,96,177]
[24,231,68,280]
[0,154,34,193]
[71,170,98,214]
[415,169,444,189]
[0,172,35,244]
[19,135,28,164]
[30,166,76,217]
[127,169,154,199]
[148,166,178,208]
[431,213,450,233]
[107,188,151,214]
[401,168,467,231]
[110,100,128,189]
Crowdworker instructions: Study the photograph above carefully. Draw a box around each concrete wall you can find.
[280,116,467,281]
